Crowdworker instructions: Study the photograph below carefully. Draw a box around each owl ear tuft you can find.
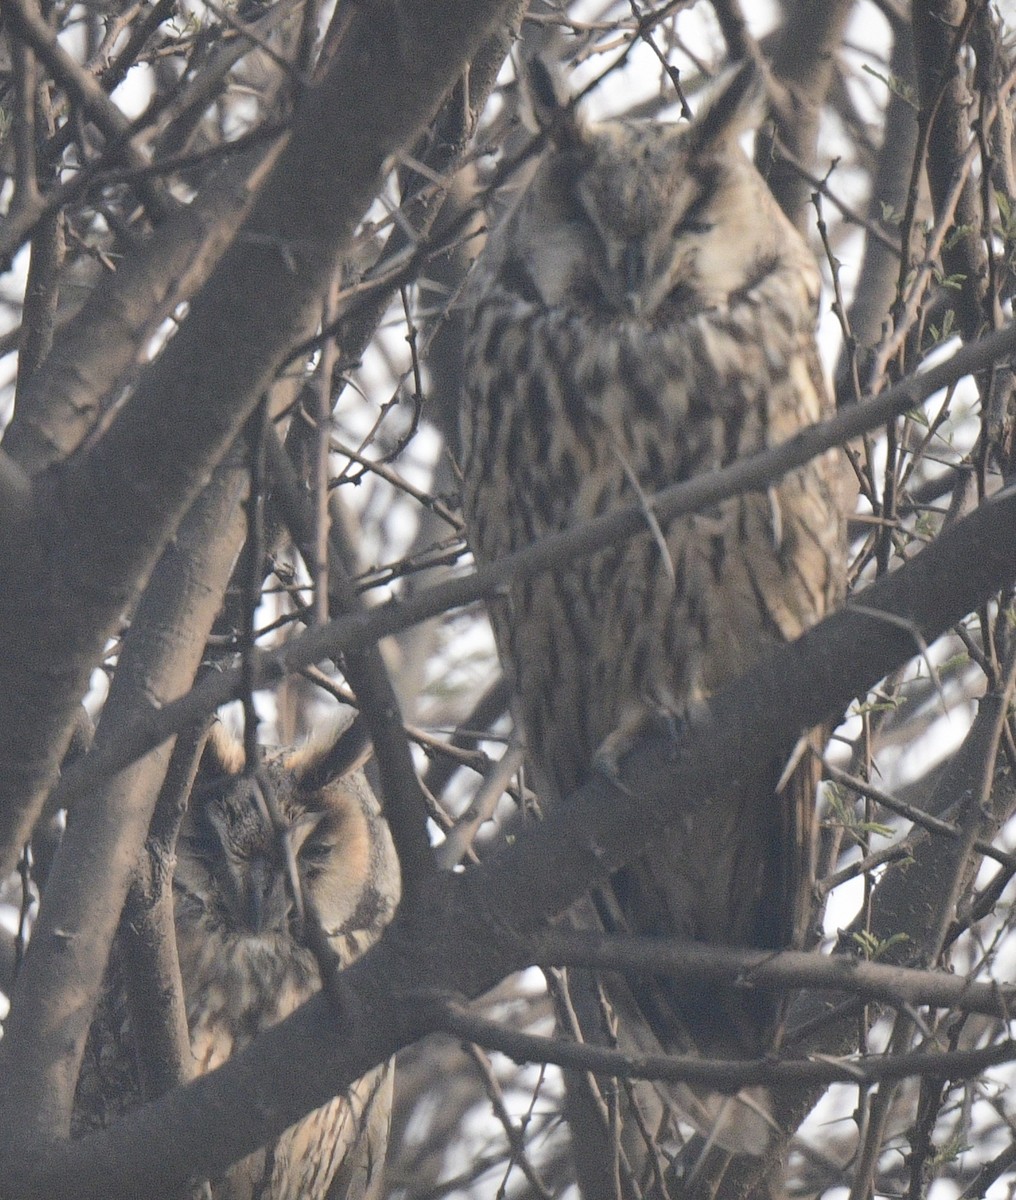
[519,56,584,150]
[286,715,372,797]
[688,59,767,153]
[199,720,245,779]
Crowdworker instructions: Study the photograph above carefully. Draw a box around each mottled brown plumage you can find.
[461,67,846,1160]
[172,725,400,1200]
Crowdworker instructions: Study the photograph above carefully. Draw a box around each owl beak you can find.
[244,859,291,934]
[622,242,646,312]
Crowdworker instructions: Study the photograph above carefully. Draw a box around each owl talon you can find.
[594,706,685,779]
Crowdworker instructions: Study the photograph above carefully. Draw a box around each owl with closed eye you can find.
[460,63,847,1184]
[172,723,400,1200]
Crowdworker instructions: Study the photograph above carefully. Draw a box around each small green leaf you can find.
[861,63,919,109]
[851,930,911,960]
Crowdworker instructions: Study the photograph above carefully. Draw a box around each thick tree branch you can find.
[0,0,521,882]
[912,0,987,339]
[0,463,246,1144]
[840,19,918,387]
[760,0,854,225]
[47,320,1016,807]
[121,720,212,1101]
[5,466,1016,1197]
[2,140,285,474]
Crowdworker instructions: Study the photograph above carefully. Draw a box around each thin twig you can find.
[531,930,1016,1019]
[47,321,1016,809]
[431,999,1016,1090]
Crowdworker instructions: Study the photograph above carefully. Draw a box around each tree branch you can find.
[529,931,1016,1020]
[265,430,435,898]
[48,320,1016,809]
[0,0,522,882]
[0,463,246,1144]
[432,1000,1016,1090]
[6,461,1016,1197]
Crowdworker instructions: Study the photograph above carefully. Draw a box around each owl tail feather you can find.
[556,901,780,1165]
[674,1082,776,1158]
[608,982,777,1157]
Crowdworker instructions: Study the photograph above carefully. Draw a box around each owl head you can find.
[479,63,814,321]
[174,722,400,951]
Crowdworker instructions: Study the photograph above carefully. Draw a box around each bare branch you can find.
[48,320,1016,804]
[6,470,1016,1197]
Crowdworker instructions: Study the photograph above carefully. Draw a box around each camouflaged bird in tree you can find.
[172,726,400,1200]
[461,63,847,1180]
[75,724,400,1200]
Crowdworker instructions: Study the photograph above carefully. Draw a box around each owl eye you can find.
[544,152,596,227]
[675,167,720,236]
[300,839,335,873]
[565,181,594,224]
[178,820,223,865]
[673,202,714,237]
[499,254,541,304]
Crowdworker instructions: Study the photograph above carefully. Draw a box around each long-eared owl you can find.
[461,63,847,1159]
[172,723,401,1200]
